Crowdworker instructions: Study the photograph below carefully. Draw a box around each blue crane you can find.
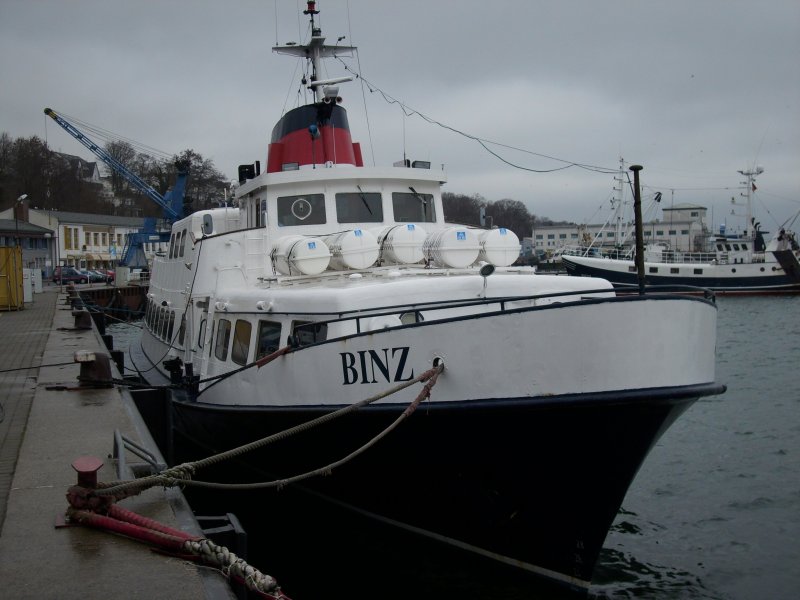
[44,107,189,268]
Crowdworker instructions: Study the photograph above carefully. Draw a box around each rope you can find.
[94,362,444,498]
[65,504,287,599]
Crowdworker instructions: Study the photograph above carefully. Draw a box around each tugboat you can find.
[130,2,724,591]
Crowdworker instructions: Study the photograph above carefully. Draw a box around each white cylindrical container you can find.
[324,229,380,270]
[478,227,521,266]
[272,235,331,275]
[372,224,428,265]
[422,226,480,268]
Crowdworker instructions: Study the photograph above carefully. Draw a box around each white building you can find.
[532,203,710,256]
[0,206,168,274]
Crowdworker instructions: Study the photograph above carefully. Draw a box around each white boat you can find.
[129,2,724,591]
[561,168,800,294]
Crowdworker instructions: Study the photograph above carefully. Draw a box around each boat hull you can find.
[158,383,718,589]
[562,254,800,293]
[130,293,724,589]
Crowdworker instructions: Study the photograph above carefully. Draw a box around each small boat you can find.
[129,2,725,591]
[561,168,800,294]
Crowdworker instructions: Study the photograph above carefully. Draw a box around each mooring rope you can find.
[95,362,444,499]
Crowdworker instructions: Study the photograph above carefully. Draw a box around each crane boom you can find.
[44,107,190,268]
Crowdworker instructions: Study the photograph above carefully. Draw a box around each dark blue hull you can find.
[562,257,800,294]
[136,382,725,590]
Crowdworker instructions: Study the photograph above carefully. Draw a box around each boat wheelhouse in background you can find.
[129,1,725,591]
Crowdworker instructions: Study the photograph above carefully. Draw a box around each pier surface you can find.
[0,286,233,599]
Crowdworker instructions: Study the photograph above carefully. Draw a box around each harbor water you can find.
[108,295,800,599]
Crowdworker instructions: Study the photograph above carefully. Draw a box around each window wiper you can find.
[356,185,373,215]
[409,186,430,218]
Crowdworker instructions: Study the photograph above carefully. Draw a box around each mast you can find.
[273,1,356,103]
[737,165,763,240]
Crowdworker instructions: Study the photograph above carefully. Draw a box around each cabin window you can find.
[277,194,326,226]
[648,267,658,273]
[178,314,186,346]
[155,307,164,338]
[215,319,232,360]
[179,229,187,258]
[167,311,176,341]
[291,320,327,347]
[392,192,436,223]
[169,233,176,259]
[230,319,252,366]
[694,268,703,275]
[670,267,679,274]
[335,192,384,223]
[628,266,637,273]
[198,318,207,348]
[260,199,268,228]
[256,320,282,359]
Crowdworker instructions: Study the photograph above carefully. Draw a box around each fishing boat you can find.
[560,167,800,294]
[129,2,725,591]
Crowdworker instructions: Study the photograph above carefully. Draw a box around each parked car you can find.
[52,266,89,284]
[87,269,111,283]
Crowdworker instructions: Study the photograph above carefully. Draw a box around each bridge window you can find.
[392,192,436,223]
[179,229,187,258]
[291,320,327,347]
[256,320,282,359]
[277,194,326,226]
[215,319,232,360]
[198,318,207,348]
[336,192,384,223]
[231,319,252,366]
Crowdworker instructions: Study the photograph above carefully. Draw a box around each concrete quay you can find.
[0,286,234,599]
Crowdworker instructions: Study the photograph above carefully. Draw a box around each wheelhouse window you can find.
[256,320,282,359]
[178,229,187,258]
[392,192,435,223]
[231,319,252,366]
[335,192,384,223]
[291,320,327,347]
[215,319,232,360]
[277,194,326,226]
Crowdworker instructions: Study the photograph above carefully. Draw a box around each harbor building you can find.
[532,203,710,257]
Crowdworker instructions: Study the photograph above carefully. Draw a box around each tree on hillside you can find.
[442,192,485,226]
[484,199,534,239]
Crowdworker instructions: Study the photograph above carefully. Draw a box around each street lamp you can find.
[14,194,28,248]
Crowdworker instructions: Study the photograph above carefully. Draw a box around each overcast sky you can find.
[2,0,799,234]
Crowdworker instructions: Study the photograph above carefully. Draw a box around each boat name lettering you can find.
[340,347,414,385]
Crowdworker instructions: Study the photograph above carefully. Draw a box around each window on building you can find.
[691,211,699,217]
[606,232,614,238]
[336,192,384,223]
[571,233,578,239]
[84,232,91,247]
[668,230,677,235]
[547,234,555,240]
[215,319,232,360]
[535,234,543,240]
[277,193,326,226]
[681,230,689,235]
[256,320,282,360]
[559,233,567,239]
[656,230,664,236]
[101,233,107,247]
[231,319,252,366]
[391,192,435,223]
